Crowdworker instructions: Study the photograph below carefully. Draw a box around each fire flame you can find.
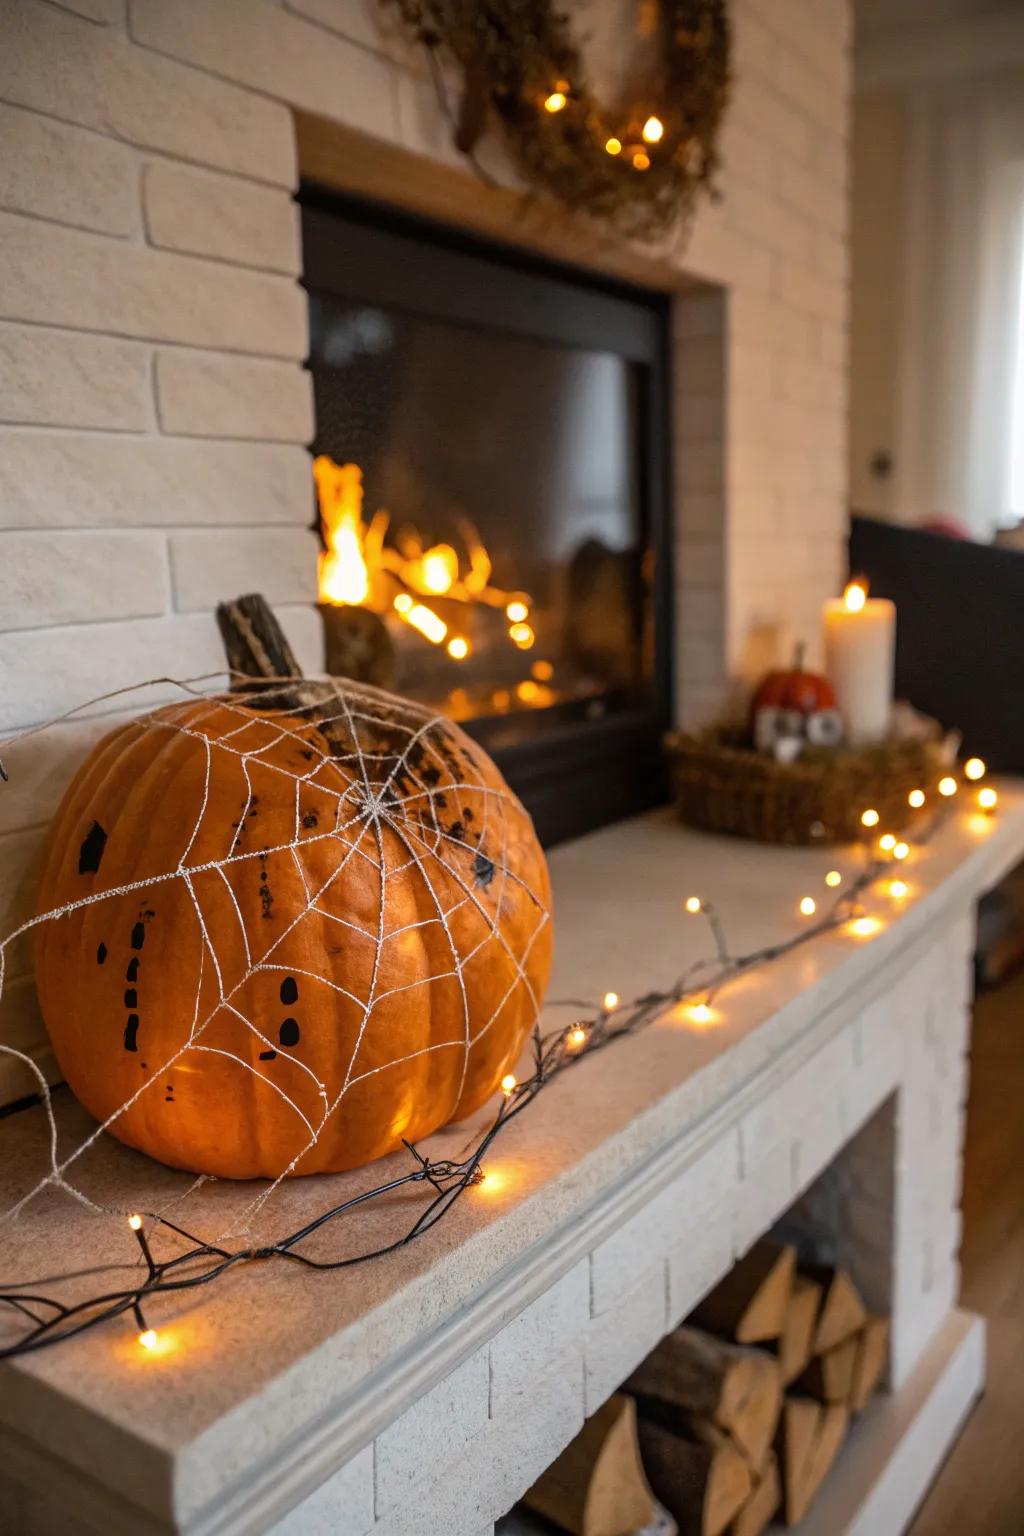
[314,456,530,656]
[314,458,370,607]
[843,580,867,613]
[418,545,458,596]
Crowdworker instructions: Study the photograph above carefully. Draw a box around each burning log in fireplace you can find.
[314,455,556,713]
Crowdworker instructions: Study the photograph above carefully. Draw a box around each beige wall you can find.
[849,90,910,517]
[0,0,852,1102]
[849,1,1024,531]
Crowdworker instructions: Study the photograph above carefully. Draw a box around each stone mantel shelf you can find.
[3,787,1023,1535]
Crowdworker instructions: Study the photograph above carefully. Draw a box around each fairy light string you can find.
[0,690,993,1358]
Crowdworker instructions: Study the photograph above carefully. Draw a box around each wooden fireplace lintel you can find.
[294,108,705,296]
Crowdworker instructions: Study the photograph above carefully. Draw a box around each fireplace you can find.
[301,188,673,846]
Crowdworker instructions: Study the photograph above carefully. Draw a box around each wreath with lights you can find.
[384,0,731,239]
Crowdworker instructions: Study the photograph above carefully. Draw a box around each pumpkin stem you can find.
[216,593,304,688]
[792,640,806,673]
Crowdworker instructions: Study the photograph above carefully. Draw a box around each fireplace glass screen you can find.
[302,192,671,844]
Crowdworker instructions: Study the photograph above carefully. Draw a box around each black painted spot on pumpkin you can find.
[435,793,448,810]
[96,942,107,965]
[259,1049,277,1061]
[280,976,298,1006]
[126,957,139,982]
[78,820,107,875]
[124,989,137,1009]
[302,810,318,829]
[462,806,474,823]
[474,851,495,888]
[279,1017,300,1048]
[421,765,441,787]
[124,1015,139,1051]
[130,922,145,951]
[258,855,274,920]
[449,820,464,843]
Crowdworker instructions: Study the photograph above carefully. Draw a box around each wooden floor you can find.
[910,966,1024,1533]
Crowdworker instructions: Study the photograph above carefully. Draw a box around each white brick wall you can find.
[0,213,307,352]
[0,324,152,430]
[142,161,302,273]
[0,102,139,236]
[374,1352,491,1515]
[154,350,314,442]
[0,0,851,1082]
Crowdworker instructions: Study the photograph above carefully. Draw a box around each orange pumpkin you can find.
[751,643,837,720]
[34,680,552,1180]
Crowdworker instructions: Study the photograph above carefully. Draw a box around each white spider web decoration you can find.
[0,672,552,1240]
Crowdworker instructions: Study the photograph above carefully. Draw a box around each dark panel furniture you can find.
[849,515,1024,771]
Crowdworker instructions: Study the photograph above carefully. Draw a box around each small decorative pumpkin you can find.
[34,674,552,1180]
[751,644,843,758]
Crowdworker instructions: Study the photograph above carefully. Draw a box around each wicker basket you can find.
[665,730,946,846]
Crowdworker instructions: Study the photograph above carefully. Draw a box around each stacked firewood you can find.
[523,1240,889,1536]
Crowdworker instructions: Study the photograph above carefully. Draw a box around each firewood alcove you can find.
[503,1105,905,1536]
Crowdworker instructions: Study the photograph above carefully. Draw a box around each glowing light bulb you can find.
[567,1025,587,1051]
[446,636,469,661]
[605,136,622,155]
[531,659,554,682]
[888,879,908,899]
[879,833,896,852]
[938,776,958,798]
[509,621,535,649]
[861,808,880,828]
[964,757,986,781]
[908,789,926,809]
[506,600,529,623]
[602,991,619,1012]
[128,1213,143,1231]
[892,841,909,861]
[690,1001,712,1025]
[825,870,842,888]
[685,895,702,914]
[500,1073,517,1096]
[544,90,567,113]
[394,592,413,614]
[799,896,817,917]
[632,150,651,171]
[138,1329,158,1351]
[844,581,867,613]
[849,915,880,938]
[642,115,664,144]
[978,786,998,812]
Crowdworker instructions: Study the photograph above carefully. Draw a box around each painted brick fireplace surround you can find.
[0,0,850,1103]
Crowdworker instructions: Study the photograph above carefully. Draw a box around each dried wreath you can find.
[384,0,731,239]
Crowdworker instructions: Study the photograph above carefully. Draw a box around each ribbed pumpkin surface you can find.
[34,682,552,1179]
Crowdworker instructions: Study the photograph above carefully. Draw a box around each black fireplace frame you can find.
[301,186,674,847]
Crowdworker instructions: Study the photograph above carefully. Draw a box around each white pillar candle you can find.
[823,582,896,747]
